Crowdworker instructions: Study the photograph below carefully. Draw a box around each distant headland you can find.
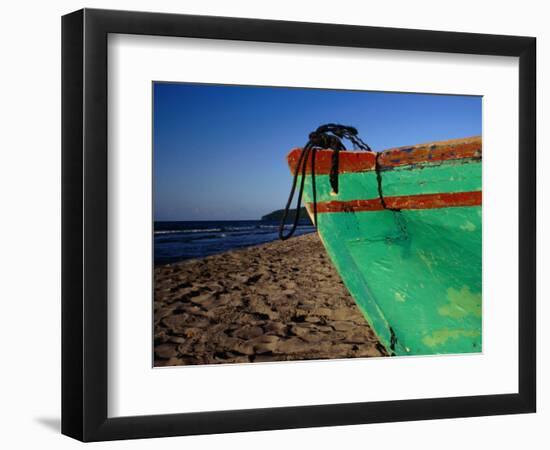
[261,207,312,223]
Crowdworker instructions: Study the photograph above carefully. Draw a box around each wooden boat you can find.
[286,136,482,356]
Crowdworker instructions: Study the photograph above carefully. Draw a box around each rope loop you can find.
[279,124,371,240]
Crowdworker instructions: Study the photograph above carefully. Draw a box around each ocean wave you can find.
[259,224,314,230]
[155,223,315,236]
[154,228,222,235]
[222,226,256,231]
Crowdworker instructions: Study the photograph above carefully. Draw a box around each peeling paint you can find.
[287,135,481,175]
[394,292,407,302]
[422,329,480,347]
[460,221,476,231]
[438,286,482,319]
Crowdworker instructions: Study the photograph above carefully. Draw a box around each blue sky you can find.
[154,83,481,221]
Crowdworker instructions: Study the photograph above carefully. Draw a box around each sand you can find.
[154,233,387,366]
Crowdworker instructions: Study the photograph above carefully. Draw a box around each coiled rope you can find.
[279,124,371,240]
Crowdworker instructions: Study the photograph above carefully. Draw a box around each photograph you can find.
[153,83,482,366]
[0,0,541,446]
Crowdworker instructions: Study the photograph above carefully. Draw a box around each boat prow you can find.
[286,136,482,356]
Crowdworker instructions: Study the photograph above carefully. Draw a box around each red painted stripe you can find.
[286,148,376,175]
[379,141,482,168]
[310,191,482,213]
[286,137,481,175]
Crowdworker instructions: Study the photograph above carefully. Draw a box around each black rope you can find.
[375,151,401,212]
[279,124,371,240]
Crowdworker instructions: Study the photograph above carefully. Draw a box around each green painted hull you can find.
[288,137,482,356]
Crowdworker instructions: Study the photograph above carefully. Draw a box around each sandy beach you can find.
[154,233,387,366]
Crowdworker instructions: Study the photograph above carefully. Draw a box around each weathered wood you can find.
[287,135,481,174]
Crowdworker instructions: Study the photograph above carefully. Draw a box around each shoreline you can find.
[153,230,317,267]
[154,233,387,366]
[154,219,315,265]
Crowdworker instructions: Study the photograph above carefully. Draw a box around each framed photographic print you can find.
[61,8,536,442]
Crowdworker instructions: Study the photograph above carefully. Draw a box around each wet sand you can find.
[154,233,387,366]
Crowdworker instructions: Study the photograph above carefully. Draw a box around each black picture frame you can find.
[62,8,536,442]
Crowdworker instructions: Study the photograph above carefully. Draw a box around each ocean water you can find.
[154,220,315,265]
